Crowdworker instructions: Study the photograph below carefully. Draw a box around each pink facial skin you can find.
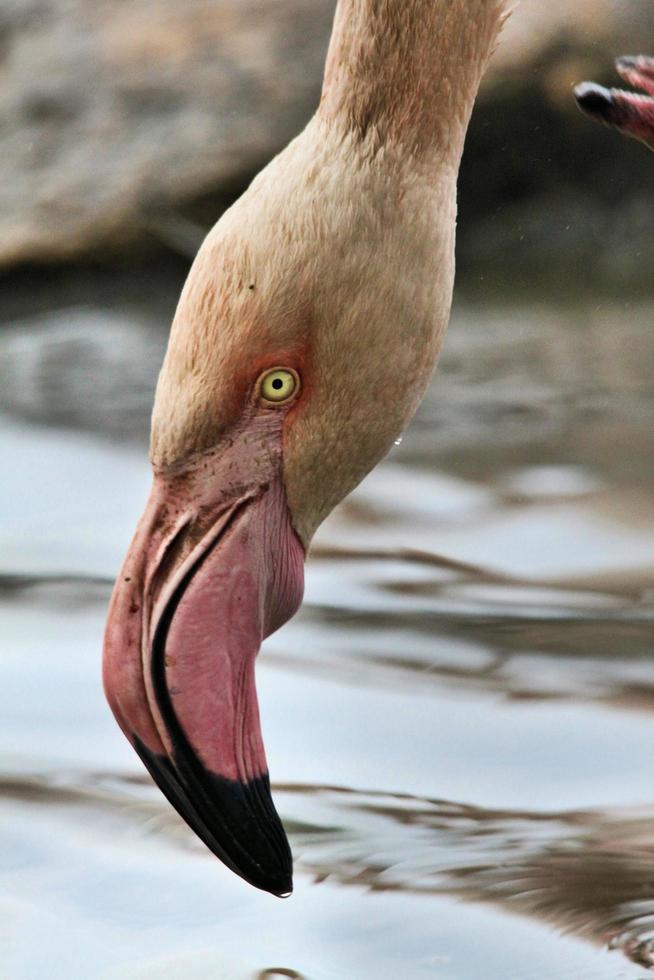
[103,402,305,896]
[575,56,654,151]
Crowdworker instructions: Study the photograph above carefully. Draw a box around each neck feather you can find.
[319,0,507,166]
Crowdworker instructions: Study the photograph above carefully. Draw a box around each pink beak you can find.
[103,411,304,895]
[575,56,654,150]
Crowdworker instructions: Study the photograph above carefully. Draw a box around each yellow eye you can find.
[259,368,300,405]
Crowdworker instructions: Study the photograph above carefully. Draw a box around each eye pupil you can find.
[258,367,300,405]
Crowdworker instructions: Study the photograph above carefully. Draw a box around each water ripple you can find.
[3,772,654,970]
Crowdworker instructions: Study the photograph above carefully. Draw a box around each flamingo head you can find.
[102,118,454,895]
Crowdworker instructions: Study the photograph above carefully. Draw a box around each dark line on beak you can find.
[146,496,293,896]
[132,735,236,862]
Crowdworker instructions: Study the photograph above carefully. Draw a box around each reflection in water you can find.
[270,545,654,716]
[3,770,654,969]
[285,785,654,969]
[256,970,305,979]
[2,293,654,977]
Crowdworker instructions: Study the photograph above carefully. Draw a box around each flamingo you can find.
[575,56,654,150]
[103,0,508,896]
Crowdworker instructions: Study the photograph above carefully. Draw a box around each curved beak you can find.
[575,56,654,150]
[103,417,304,895]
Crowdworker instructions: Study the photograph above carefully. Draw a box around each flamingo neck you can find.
[319,0,506,168]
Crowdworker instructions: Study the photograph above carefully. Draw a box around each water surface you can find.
[1,291,654,978]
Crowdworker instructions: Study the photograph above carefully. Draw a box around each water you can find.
[1,286,654,979]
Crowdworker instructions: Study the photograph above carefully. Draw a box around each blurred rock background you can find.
[1,0,653,442]
[2,0,654,278]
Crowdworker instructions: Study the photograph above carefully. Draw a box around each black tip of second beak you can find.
[574,82,615,120]
[134,737,293,897]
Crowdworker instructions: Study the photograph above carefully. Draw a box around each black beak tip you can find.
[133,737,294,897]
[223,838,293,897]
[266,875,294,899]
[574,82,614,118]
[238,860,293,897]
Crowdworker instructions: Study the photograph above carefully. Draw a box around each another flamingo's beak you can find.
[575,56,654,150]
[103,413,304,895]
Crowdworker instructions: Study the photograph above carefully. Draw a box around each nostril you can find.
[574,82,614,117]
